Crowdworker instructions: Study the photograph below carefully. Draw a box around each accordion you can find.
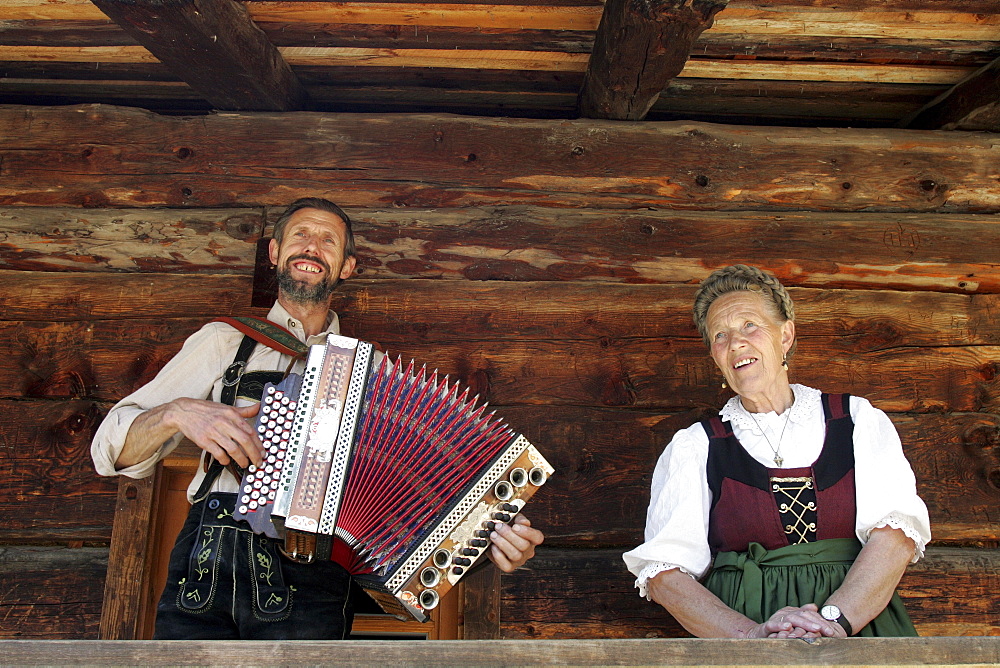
[233,334,554,622]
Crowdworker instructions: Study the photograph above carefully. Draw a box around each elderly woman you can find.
[623,264,930,638]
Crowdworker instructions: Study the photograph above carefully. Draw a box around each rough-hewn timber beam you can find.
[89,0,308,112]
[578,0,729,120]
[901,55,1000,131]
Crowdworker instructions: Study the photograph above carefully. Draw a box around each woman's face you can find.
[706,290,795,411]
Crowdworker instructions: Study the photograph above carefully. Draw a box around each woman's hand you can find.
[752,604,842,638]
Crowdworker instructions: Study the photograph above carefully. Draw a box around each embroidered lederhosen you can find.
[703,393,857,554]
[175,332,292,620]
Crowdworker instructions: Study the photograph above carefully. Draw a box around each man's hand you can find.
[488,514,544,572]
[116,397,264,470]
[171,398,264,468]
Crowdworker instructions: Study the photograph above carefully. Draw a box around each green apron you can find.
[705,538,917,637]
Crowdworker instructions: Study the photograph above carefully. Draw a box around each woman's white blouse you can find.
[622,384,931,598]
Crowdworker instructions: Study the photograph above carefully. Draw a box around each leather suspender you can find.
[192,318,310,502]
[192,333,260,502]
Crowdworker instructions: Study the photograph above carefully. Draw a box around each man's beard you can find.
[276,261,338,305]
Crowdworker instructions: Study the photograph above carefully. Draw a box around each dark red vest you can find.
[704,393,857,554]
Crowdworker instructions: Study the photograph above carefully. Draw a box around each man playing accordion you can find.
[91,197,545,639]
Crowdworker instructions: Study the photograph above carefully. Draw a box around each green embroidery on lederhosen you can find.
[178,525,226,612]
[249,533,292,620]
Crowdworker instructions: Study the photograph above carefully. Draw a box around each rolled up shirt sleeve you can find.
[90,323,231,479]
[623,422,713,597]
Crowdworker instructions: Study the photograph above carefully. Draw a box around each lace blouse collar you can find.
[719,384,822,433]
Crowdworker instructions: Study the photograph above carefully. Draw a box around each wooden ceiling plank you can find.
[578,0,731,120]
[900,55,1000,130]
[0,20,128,49]
[0,0,105,20]
[734,0,1000,11]
[2,44,972,85]
[280,46,589,71]
[90,0,308,111]
[0,45,157,63]
[246,2,604,30]
[712,9,1000,41]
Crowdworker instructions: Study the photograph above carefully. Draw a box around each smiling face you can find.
[268,207,357,305]
[706,290,796,414]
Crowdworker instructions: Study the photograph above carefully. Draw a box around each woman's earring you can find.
[782,356,789,371]
[721,380,728,389]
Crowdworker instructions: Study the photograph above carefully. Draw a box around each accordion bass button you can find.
[528,467,549,486]
[509,467,528,487]
[452,566,464,575]
[432,549,451,569]
[419,567,441,588]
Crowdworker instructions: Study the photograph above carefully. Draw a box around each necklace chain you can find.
[745,401,793,467]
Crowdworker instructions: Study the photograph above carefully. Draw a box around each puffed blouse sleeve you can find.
[622,422,713,598]
[850,396,931,561]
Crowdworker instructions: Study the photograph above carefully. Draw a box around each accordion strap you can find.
[214,316,309,358]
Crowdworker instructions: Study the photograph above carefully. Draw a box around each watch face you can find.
[821,604,841,621]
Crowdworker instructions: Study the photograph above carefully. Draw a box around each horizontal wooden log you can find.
[0,399,117,542]
[652,80,947,125]
[3,399,997,545]
[0,19,126,47]
[5,0,1000,23]
[695,35,1000,67]
[0,74,938,126]
[346,208,1000,292]
[0,545,106,639]
[6,205,1000,294]
[6,274,1000,355]
[499,546,1000,638]
[4,14,998,68]
[0,206,262,273]
[2,105,999,212]
[6,1,998,40]
[3,317,999,413]
[0,45,975,83]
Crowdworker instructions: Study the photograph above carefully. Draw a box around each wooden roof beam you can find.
[900,55,1000,131]
[578,0,729,121]
[90,0,308,112]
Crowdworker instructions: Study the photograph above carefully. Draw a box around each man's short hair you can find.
[272,197,356,258]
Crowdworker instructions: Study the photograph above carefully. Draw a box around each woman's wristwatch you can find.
[820,604,853,636]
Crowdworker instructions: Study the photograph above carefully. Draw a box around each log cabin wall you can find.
[1,103,999,638]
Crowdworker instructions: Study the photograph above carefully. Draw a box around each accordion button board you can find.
[234,334,555,622]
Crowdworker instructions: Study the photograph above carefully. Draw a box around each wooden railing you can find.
[2,637,999,666]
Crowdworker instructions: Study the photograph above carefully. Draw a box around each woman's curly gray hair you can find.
[692,264,797,358]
